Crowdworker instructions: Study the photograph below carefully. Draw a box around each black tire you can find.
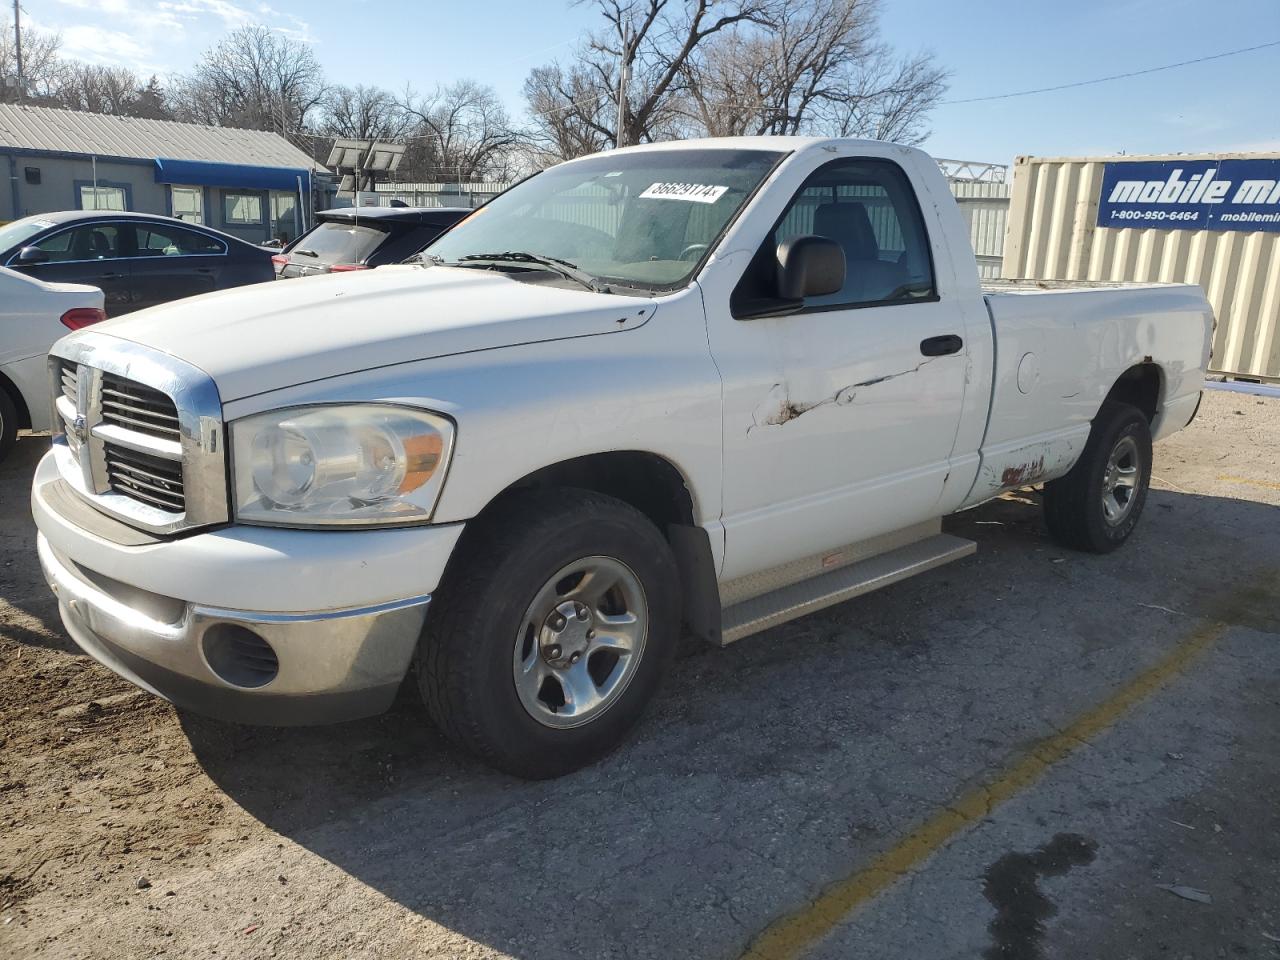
[1043,401,1152,553]
[418,488,681,779]
[0,389,18,463]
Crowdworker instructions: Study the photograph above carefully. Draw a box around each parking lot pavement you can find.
[2,389,1277,960]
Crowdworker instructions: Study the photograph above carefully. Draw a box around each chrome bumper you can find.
[38,533,430,725]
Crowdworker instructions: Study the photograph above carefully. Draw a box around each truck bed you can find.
[958,277,1213,509]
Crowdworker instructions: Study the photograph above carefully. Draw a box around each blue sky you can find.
[26,0,1280,166]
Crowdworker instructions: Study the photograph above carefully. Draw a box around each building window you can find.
[270,192,299,244]
[171,186,204,224]
[78,185,128,211]
[224,191,264,225]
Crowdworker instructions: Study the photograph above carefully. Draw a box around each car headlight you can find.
[231,404,455,527]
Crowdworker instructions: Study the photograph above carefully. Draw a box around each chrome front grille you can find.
[103,440,186,511]
[100,374,182,441]
[49,333,228,536]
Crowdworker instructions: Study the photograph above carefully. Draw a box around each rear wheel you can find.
[418,488,680,779]
[1043,401,1152,553]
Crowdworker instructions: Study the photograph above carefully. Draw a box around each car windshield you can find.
[0,215,57,253]
[289,222,392,265]
[425,148,784,291]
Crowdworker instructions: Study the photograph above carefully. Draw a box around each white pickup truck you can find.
[34,138,1212,778]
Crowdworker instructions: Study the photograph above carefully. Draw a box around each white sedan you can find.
[0,266,104,459]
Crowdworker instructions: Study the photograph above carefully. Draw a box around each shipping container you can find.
[1003,153,1280,382]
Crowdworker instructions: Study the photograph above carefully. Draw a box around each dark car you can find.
[274,206,470,279]
[0,211,275,316]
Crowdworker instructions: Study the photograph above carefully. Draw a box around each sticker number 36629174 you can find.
[639,182,729,204]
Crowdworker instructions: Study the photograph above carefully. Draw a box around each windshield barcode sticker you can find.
[640,182,729,204]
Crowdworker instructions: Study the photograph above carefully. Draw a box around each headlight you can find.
[231,405,454,527]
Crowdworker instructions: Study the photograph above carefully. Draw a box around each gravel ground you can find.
[1,389,1277,960]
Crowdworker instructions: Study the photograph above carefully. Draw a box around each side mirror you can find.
[15,245,50,265]
[777,235,845,300]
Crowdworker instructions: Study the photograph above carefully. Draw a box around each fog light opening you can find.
[202,624,279,689]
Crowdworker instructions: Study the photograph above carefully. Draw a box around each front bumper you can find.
[32,451,464,725]
[39,534,429,723]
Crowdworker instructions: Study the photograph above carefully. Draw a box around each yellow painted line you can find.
[1217,474,1280,492]
[740,620,1227,960]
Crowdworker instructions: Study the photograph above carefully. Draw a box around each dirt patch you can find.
[0,441,264,928]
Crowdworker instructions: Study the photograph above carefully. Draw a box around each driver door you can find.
[708,157,970,581]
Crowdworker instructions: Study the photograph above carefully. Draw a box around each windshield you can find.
[0,215,56,254]
[289,222,392,265]
[425,148,784,291]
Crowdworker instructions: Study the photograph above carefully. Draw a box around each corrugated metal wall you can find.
[950,180,1010,279]
[1003,153,1280,382]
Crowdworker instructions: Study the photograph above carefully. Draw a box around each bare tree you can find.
[682,0,875,135]
[525,0,773,160]
[171,25,326,133]
[398,80,520,181]
[523,63,615,164]
[683,0,946,141]
[53,63,144,115]
[0,21,63,103]
[527,0,947,157]
[817,49,948,145]
[323,85,407,142]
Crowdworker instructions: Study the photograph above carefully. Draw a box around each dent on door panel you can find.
[747,357,944,433]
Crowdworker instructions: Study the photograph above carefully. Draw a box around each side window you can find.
[35,224,124,262]
[134,225,224,257]
[171,186,204,224]
[735,158,936,314]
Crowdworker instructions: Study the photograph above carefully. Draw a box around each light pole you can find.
[12,0,25,102]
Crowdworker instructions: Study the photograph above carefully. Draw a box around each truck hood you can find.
[94,265,654,401]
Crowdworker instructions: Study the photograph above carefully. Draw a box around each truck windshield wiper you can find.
[453,251,608,293]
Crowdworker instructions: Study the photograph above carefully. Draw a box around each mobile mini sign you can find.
[1097,159,1280,234]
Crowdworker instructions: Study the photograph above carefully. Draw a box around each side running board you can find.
[719,534,976,645]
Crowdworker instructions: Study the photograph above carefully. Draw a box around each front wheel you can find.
[1042,401,1153,553]
[418,488,680,778]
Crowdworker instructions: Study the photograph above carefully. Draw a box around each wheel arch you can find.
[0,370,32,430]
[1102,362,1163,424]
[456,450,723,645]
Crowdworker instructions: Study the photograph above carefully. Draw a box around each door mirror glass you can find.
[777,235,845,300]
[16,245,50,265]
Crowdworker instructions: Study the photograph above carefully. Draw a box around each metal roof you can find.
[0,104,320,169]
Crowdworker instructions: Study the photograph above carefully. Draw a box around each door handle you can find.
[920,334,963,357]
[98,272,124,280]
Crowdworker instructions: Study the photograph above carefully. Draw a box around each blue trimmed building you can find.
[0,104,327,245]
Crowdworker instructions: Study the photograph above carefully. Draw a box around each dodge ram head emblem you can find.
[70,415,88,444]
